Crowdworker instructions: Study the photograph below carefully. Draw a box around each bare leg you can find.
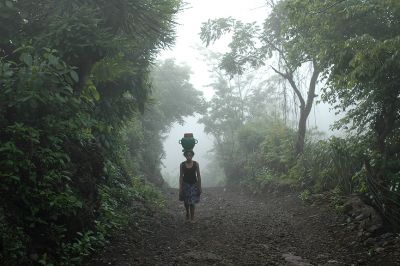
[189,204,195,221]
[184,203,190,220]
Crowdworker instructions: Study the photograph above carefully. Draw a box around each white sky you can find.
[157,0,340,183]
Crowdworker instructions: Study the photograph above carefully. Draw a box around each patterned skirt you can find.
[180,182,200,205]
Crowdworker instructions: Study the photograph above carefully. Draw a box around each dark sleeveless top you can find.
[181,161,198,184]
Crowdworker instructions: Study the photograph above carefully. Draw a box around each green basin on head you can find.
[179,133,198,151]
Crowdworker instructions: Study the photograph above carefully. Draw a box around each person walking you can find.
[179,150,202,223]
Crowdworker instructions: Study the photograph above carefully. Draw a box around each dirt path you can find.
[90,187,396,265]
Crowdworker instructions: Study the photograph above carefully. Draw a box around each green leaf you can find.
[70,70,79,82]
[20,53,33,66]
[47,54,59,66]
[9,175,20,182]
[20,94,33,103]
[64,86,73,93]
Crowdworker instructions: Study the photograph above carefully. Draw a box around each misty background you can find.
[157,0,340,187]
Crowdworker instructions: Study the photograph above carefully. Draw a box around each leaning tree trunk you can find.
[294,67,319,155]
[272,62,320,156]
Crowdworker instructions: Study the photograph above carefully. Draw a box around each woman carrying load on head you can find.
[179,150,202,223]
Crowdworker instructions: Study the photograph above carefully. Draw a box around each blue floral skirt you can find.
[180,182,200,205]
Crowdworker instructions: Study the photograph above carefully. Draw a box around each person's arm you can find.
[196,161,202,194]
[179,162,183,193]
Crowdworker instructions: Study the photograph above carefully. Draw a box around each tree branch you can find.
[270,65,286,78]
[271,65,305,108]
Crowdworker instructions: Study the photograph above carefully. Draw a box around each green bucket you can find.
[179,133,198,152]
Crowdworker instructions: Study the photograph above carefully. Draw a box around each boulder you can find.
[343,195,383,231]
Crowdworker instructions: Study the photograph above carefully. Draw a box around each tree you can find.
[150,59,205,127]
[132,59,205,185]
[118,59,204,186]
[200,70,250,182]
[0,0,180,95]
[276,0,400,225]
[0,0,182,263]
[198,50,284,183]
[200,7,321,155]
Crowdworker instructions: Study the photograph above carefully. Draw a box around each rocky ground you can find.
[90,187,400,265]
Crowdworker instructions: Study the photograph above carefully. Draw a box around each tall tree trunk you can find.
[296,107,307,156]
[294,66,319,155]
[272,62,320,156]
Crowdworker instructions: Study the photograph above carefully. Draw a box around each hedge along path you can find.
[90,187,393,265]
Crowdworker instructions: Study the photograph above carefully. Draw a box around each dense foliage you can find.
[0,0,208,264]
[274,0,400,227]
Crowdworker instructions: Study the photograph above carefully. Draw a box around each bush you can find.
[0,49,166,265]
[288,137,364,194]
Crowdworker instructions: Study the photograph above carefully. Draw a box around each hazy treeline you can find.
[200,0,400,227]
[0,0,206,264]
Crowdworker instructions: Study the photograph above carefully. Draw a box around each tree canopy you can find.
[0,0,189,264]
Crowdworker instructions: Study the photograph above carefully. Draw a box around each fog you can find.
[157,0,340,187]
[160,115,214,187]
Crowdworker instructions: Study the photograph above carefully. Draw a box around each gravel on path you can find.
[90,187,396,265]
